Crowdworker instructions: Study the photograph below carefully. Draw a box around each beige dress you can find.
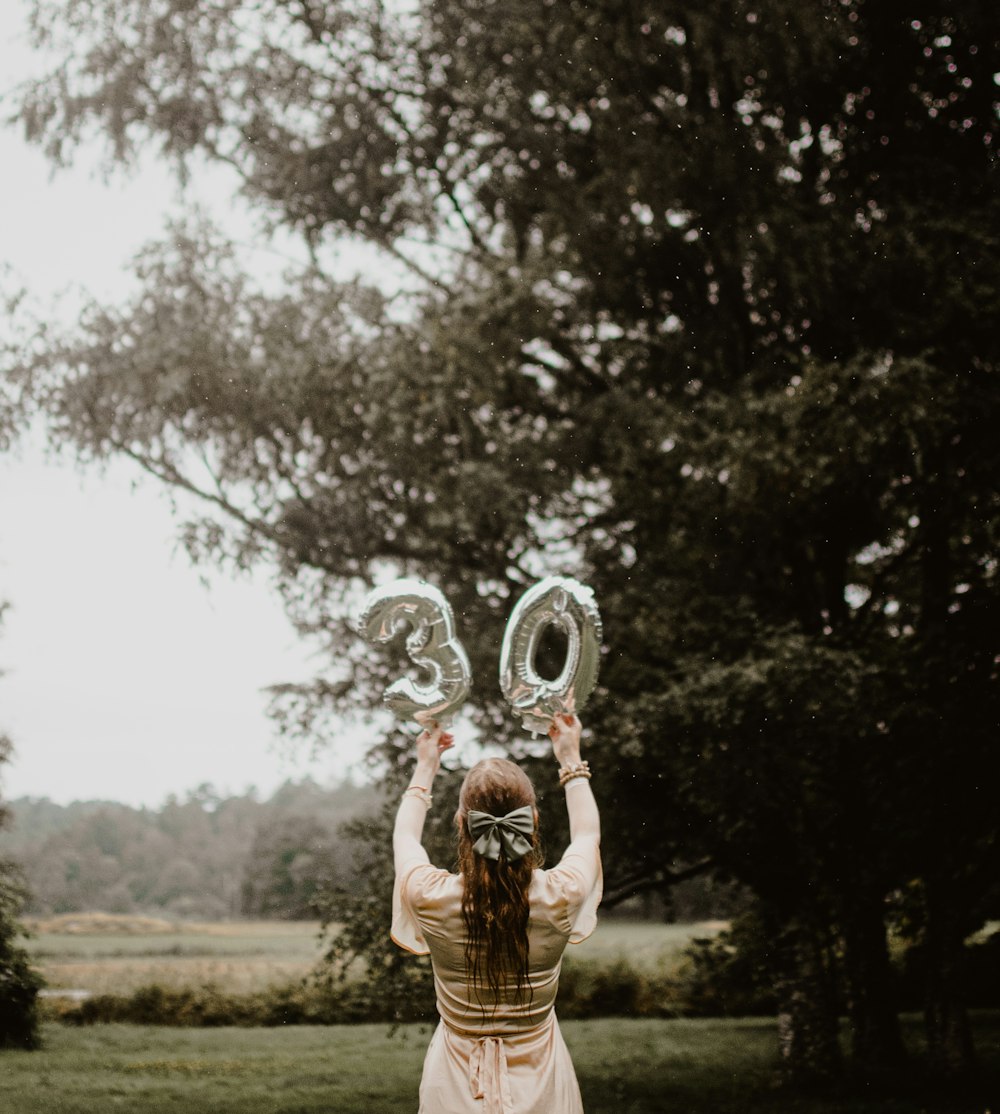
[391,835,602,1114]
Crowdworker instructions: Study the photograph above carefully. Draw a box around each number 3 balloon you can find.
[357,579,472,726]
[499,576,603,734]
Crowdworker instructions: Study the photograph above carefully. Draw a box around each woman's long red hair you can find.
[456,758,540,1006]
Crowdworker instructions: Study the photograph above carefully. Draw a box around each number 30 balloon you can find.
[357,579,472,726]
[359,575,602,734]
[499,576,603,734]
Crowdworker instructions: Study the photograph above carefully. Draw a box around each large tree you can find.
[9,0,999,1081]
[2,279,44,1049]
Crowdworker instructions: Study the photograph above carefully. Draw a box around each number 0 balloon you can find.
[358,579,472,726]
[499,576,603,734]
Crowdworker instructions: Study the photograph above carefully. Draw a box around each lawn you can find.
[569,918,726,970]
[25,917,326,995]
[1,1016,997,1114]
[24,914,720,996]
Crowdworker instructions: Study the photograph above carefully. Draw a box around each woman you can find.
[392,712,601,1114]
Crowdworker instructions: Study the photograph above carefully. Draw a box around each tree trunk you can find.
[773,916,843,1085]
[840,896,906,1074]
[923,880,975,1077]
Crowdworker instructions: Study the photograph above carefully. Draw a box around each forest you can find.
[0,780,375,920]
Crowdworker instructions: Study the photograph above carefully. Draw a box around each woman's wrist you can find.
[558,759,591,787]
[402,761,438,809]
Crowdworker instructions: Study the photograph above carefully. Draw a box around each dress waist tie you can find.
[469,1035,514,1114]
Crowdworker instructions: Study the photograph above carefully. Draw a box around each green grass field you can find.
[25,917,326,995]
[569,918,726,968]
[2,1016,997,1114]
[10,916,999,1112]
[24,914,720,996]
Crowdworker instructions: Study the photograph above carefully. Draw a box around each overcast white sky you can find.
[0,6,375,806]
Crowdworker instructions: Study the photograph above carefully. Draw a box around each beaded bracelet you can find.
[558,761,592,788]
[403,785,433,807]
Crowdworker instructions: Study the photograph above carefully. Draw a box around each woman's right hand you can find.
[413,721,454,779]
[548,712,582,767]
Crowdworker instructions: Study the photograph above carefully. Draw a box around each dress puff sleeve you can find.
[548,834,603,944]
[390,851,435,955]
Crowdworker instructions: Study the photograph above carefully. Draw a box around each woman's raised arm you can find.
[548,713,600,845]
[392,722,454,875]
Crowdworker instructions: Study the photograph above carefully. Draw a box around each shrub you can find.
[49,977,440,1029]
[558,959,682,1020]
[0,869,43,1049]
[672,912,778,1017]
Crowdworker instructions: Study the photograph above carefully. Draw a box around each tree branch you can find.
[602,858,714,908]
[111,438,283,550]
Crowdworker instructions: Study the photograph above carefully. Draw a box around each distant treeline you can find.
[1,778,742,925]
[0,780,377,920]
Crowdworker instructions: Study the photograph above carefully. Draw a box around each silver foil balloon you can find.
[357,579,472,726]
[499,576,603,734]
